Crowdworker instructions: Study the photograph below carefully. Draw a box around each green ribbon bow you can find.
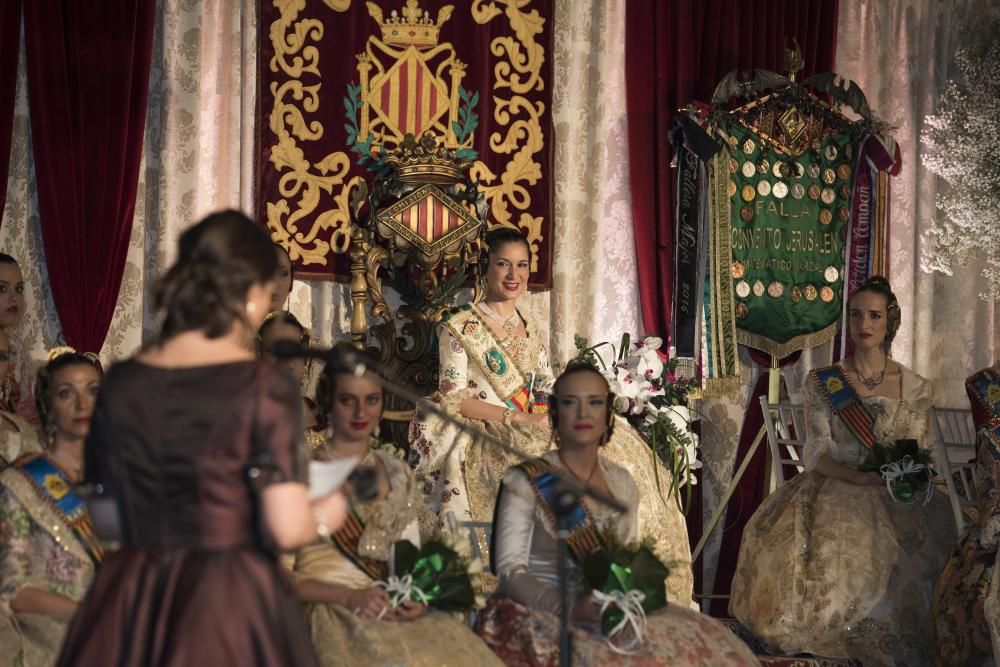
[392,540,477,612]
[584,546,669,636]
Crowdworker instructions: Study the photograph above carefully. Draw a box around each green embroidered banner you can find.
[720,118,863,357]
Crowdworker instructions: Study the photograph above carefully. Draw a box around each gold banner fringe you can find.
[736,321,840,360]
[702,375,744,401]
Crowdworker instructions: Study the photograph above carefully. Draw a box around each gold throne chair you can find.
[347,132,486,451]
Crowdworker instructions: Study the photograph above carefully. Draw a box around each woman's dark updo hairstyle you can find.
[479,226,531,273]
[852,275,901,349]
[35,351,103,431]
[258,311,308,347]
[155,210,278,341]
[0,253,18,266]
[314,344,383,420]
[549,360,616,443]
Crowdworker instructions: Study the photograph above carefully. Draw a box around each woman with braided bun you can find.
[475,361,757,665]
[731,276,956,666]
[285,352,503,667]
[0,348,102,666]
[56,210,347,667]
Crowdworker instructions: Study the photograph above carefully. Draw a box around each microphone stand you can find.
[551,479,583,667]
[275,342,626,667]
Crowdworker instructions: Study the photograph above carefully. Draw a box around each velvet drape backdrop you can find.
[0,2,21,220]
[23,0,155,353]
[625,0,839,339]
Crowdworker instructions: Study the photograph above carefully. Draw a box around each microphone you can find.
[268,340,333,362]
[268,340,371,378]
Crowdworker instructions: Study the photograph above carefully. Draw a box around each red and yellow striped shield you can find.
[370,48,450,139]
[376,184,479,260]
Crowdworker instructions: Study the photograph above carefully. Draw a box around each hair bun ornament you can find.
[46,346,77,362]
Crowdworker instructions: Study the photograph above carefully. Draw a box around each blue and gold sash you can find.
[812,365,877,449]
[329,505,389,581]
[14,455,104,564]
[514,458,604,563]
[441,305,547,413]
[966,367,1000,444]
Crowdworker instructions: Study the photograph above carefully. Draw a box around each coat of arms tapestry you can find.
[258,0,555,288]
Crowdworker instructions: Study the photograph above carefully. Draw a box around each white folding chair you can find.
[758,395,807,490]
[931,406,978,536]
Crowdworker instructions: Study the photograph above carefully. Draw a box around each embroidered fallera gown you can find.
[0,453,100,666]
[0,410,41,468]
[286,446,503,667]
[473,450,759,666]
[409,303,695,603]
[730,364,956,666]
[930,363,1000,666]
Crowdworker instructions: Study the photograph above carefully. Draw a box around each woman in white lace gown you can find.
[730,277,956,666]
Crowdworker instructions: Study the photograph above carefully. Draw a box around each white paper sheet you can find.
[307,456,361,500]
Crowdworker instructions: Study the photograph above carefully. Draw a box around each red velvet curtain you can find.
[23,0,155,353]
[625,0,839,338]
[0,1,22,219]
[625,0,840,605]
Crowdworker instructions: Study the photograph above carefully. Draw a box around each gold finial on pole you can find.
[784,37,804,82]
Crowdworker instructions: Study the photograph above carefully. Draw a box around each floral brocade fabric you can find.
[474,595,760,667]
[929,366,1000,667]
[286,449,501,667]
[0,462,95,667]
[730,364,957,666]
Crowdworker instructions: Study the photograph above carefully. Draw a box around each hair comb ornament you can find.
[45,346,102,373]
[46,346,78,362]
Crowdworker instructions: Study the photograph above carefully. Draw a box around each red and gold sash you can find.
[812,365,878,449]
[328,505,388,581]
[967,367,1000,444]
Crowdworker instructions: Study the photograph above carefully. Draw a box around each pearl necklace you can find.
[478,302,521,338]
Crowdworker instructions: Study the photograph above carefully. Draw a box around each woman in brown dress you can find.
[56,211,348,666]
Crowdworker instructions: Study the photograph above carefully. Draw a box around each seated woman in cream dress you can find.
[730,277,956,666]
[474,362,758,666]
[286,353,503,667]
[0,350,103,666]
[409,227,694,603]
[0,330,41,467]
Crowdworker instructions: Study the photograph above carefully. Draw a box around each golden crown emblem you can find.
[383,131,472,184]
[366,0,454,50]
